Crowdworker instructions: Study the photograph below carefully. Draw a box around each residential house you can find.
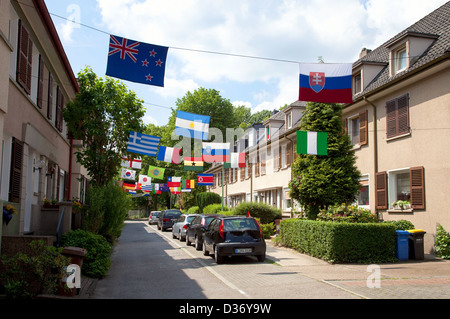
[344,2,450,253]
[0,0,89,246]
[206,101,306,217]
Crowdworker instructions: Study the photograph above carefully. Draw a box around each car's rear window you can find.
[165,211,181,218]
[223,218,258,231]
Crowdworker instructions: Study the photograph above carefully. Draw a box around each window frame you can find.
[386,93,410,139]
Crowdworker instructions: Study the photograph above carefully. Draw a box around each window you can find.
[375,167,425,210]
[47,73,53,120]
[386,94,409,139]
[17,20,33,94]
[344,110,368,146]
[37,55,44,109]
[358,176,369,207]
[353,72,362,94]
[286,113,292,129]
[394,46,407,74]
[281,145,286,168]
[9,138,24,203]
[55,86,64,132]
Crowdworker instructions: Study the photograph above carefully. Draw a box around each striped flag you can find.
[197,174,213,186]
[157,146,181,164]
[174,110,210,140]
[224,152,246,168]
[202,142,230,163]
[183,157,204,171]
[297,131,328,155]
[127,131,160,157]
[167,176,181,187]
[182,179,195,189]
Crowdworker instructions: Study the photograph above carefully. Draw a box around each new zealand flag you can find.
[106,35,168,87]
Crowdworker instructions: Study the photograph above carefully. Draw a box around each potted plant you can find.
[43,198,59,208]
[3,204,17,225]
[392,200,411,210]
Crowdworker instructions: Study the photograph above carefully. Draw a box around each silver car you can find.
[148,211,161,225]
[172,214,199,241]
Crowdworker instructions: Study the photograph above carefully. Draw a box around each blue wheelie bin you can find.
[395,230,410,261]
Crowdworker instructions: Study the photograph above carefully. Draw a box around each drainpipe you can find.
[363,96,379,217]
[285,135,295,218]
[68,138,73,201]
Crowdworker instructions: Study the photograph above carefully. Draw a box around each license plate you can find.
[235,248,252,253]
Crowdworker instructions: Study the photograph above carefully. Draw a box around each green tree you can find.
[289,102,361,219]
[63,66,145,186]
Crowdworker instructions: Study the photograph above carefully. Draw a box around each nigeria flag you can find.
[297,131,328,155]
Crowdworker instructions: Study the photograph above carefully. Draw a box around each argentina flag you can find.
[174,110,210,140]
[127,131,161,157]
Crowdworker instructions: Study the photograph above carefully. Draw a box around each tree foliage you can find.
[63,66,145,186]
[289,102,361,219]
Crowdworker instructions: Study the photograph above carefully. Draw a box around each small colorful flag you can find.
[121,157,142,169]
[197,173,213,186]
[153,184,161,194]
[174,110,210,140]
[170,187,181,194]
[141,184,153,191]
[182,179,195,189]
[224,152,246,168]
[121,168,136,180]
[147,165,165,180]
[167,176,181,187]
[138,175,152,185]
[183,157,204,171]
[159,184,170,192]
[157,146,181,164]
[106,34,168,87]
[202,143,230,163]
[297,131,328,155]
[127,131,160,157]
[299,63,352,104]
[122,182,135,191]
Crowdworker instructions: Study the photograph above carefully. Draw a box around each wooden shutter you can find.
[255,154,260,177]
[410,166,425,209]
[397,94,409,135]
[55,86,64,132]
[375,171,387,210]
[47,73,53,119]
[17,20,33,94]
[37,55,44,108]
[359,110,368,146]
[9,138,24,203]
[386,100,397,138]
[286,142,291,166]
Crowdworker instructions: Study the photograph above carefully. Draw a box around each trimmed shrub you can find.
[317,204,378,223]
[203,203,229,215]
[187,206,200,214]
[196,192,222,213]
[435,224,450,259]
[61,229,112,279]
[233,202,282,224]
[382,219,415,231]
[280,219,397,263]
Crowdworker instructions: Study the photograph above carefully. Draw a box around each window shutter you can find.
[17,20,33,94]
[286,142,291,166]
[9,138,24,203]
[386,100,397,138]
[255,154,260,177]
[410,166,425,209]
[397,94,409,135]
[37,55,44,108]
[359,110,368,146]
[55,86,64,132]
[375,171,387,210]
[240,165,245,181]
[47,73,53,119]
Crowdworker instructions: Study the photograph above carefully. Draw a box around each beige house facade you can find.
[1,0,89,245]
[207,3,450,254]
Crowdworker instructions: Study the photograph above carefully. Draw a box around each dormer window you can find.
[353,71,362,95]
[286,113,292,129]
[393,45,408,74]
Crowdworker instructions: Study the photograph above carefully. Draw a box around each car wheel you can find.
[214,246,223,264]
[202,242,209,256]
[172,232,176,239]
[157,223,161,230]
[195,236,202,251]
[257,253,266,262]
[178,231,183,241]
[186,234,191,246]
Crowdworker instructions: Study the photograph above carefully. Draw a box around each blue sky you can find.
[45,0,448,127]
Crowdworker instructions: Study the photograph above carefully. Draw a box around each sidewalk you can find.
[264,239,450,299]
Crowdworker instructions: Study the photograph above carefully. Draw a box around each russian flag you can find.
[299,63,353,104]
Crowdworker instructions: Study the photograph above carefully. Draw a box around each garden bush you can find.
[203,203,229,215]
[187,206,200,214]
[0,240,70,298]
[233,202,282,224]
[61,229,112,279]
[435,224,450,259]
[382,219,415,231]
[196,192,222,213]
[279,219,397,263]
[316,204,378,223]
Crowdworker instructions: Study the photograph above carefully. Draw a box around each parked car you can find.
[185,214,220,250]
[157,209,182,231]
[203,216,266,264]
[148,211,161,225]
[172,214,199,241]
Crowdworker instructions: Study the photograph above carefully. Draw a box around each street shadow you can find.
[90,221,209,299]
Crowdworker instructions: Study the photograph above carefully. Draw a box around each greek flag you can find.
[127,131,161,157]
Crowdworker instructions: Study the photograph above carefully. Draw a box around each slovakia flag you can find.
[299,63,353,104]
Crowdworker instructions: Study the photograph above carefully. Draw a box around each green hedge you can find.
[203,203,229,214]
[279,219,397,263]
[232,202,282,224]
[196,192,222,213]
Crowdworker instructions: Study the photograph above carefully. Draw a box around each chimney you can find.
[359,48,372,59]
